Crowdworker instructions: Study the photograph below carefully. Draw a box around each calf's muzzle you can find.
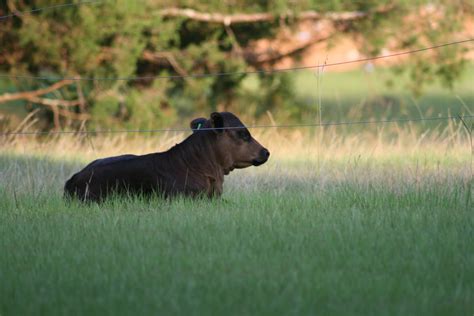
[252,148,270,166]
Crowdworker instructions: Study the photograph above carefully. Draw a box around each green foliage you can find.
[237,73,303,121]
[91,79,174,129]
[0,0,471,128]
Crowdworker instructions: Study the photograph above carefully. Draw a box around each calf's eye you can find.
[238,130,251,141]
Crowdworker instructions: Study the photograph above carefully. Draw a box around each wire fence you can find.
[0,0,103,20]
[1,115,472,137]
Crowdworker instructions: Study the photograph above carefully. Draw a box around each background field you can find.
[2,64,474,129]
[239,65,474,123]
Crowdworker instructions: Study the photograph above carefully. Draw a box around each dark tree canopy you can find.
[0,0,471,129]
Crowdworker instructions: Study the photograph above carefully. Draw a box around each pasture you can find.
[1,1,472,313]
[1,118,473,315]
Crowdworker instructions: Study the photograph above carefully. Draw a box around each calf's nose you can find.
[260,148,270,159]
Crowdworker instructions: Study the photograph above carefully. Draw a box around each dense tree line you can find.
[0,0,471,129]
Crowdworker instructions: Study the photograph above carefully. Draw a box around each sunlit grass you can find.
[1,123,472,315]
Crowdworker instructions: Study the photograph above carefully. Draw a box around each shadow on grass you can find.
[1,152,470,212]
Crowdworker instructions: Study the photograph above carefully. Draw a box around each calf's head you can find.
[190,112,270,173]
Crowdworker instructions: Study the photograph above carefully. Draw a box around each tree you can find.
[0,0,471,129]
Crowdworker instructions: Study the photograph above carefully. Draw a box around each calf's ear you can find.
[210,112,224,134]
[190,118,208,132]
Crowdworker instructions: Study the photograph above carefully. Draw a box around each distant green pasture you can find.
[240,64,473,122]
[291,65,474,121]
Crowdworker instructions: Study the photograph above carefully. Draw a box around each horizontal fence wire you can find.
[0,0,103,20]
[1,115,472,137]
[0,39,473,81]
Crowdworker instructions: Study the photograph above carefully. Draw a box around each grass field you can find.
[1,121,473,315]
[240,65,474,125]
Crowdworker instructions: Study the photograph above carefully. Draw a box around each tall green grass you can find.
[0,134,472,315]
[1,186,472,315]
